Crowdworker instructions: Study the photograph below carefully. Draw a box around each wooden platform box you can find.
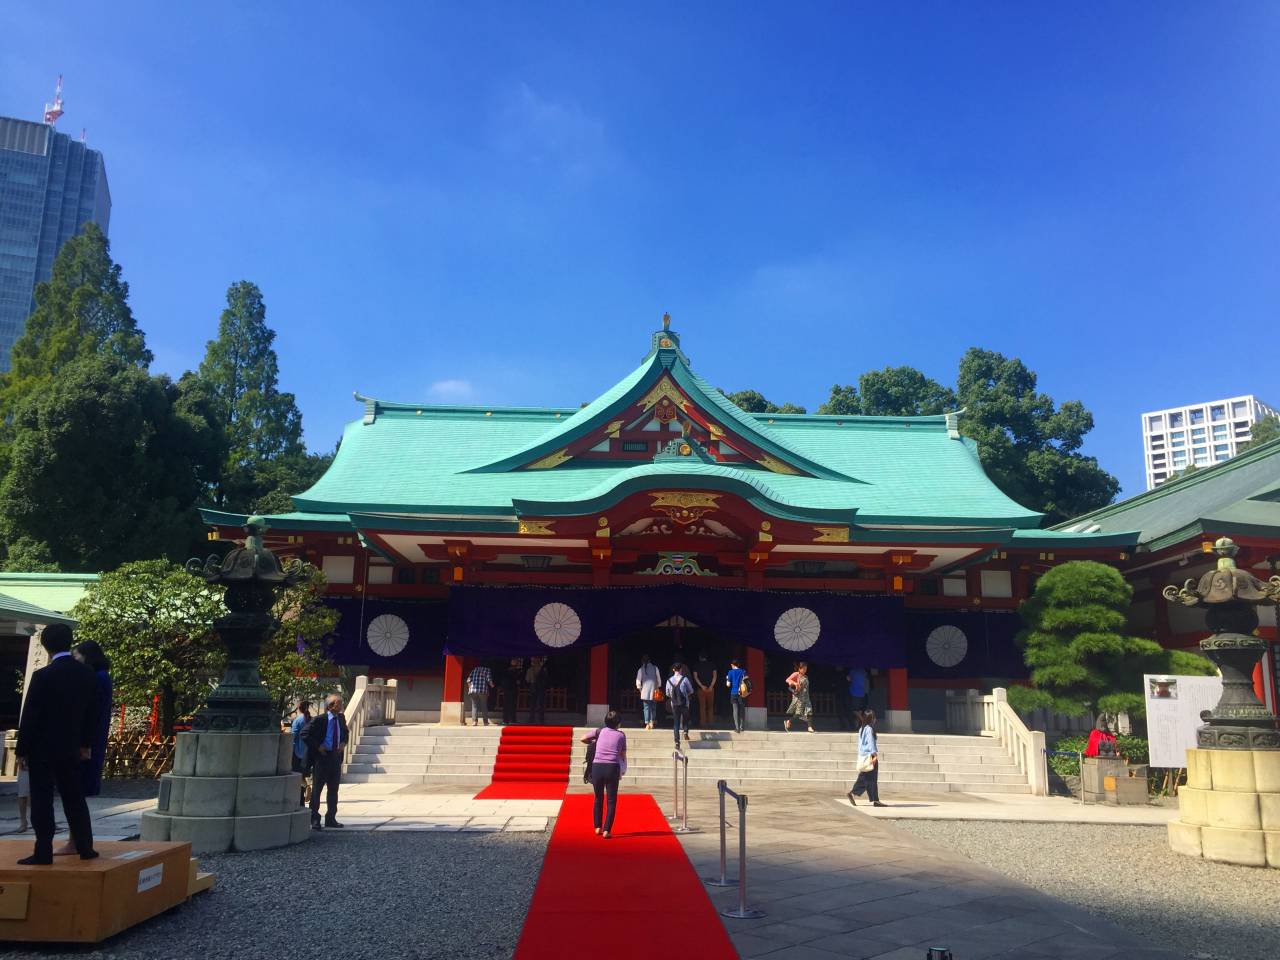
[0,840,192,942]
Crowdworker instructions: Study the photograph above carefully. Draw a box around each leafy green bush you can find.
[1048,734,1149,777]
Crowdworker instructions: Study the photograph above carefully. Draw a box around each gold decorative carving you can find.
[708,423,725,439]
[638,377,686,412]
[596,516,610,538]
[662,312,671,330]
[757,454,800,476]
[605,420,625,438]
[760,521,771,531]
[813,526,850,543]
[598,516,609,527]
[650,491,721,526]
[518,520,556,536]
[527,448,572,470]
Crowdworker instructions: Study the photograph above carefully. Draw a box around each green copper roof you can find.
[216,325,1130,544]
[1055,435,1280,551]
[0,590,77,626]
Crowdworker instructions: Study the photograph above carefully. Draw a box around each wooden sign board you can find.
[0,840,192,942]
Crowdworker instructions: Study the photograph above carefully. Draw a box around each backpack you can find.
[738,675,753,698]
[668,676,691,708]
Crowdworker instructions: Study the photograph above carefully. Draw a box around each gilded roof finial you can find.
[662,312,671,331]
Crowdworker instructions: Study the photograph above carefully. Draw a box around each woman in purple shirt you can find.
[583,711,627,838]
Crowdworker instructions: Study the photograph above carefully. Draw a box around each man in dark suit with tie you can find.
[15,623,99,864]
[305,693,348,830]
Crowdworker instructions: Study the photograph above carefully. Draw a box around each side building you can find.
[203,323,1133,733]
[0,116,111,371]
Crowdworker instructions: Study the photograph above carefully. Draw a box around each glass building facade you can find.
[0,117,111,372]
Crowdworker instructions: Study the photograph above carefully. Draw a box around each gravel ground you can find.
[891,820,1280,960]
[4,829,549,960]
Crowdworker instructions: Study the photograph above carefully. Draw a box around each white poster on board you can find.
[1144,674,1222,768]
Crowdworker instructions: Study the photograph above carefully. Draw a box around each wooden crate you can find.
[0,840,192,942]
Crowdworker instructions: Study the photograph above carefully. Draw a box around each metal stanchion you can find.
[704,779,736,887]
[669,749,696,833]
[703,780,765,919]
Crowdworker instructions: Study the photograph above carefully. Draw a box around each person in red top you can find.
[1084,716,1117,758]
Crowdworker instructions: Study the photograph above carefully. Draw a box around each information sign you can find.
[1144,674,1222,768]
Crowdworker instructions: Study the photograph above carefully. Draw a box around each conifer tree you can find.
[1008,560,1213,718]
[1,223,150,421]
[196,281,305,509]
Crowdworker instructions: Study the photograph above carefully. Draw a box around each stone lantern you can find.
[1164,537,1280,867]
[141,518,313,853]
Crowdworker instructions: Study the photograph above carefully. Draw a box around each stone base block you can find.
[1167,819,1202,858]
[1262,793,1280,831]
[586,703,609,725]
[1186,748,1213,790]
[1205,789,1261,830]
[141,809,310,854]
[883,709,912,733]
[180,730,294,778]
[1208,750,1257,793]
[1201,825,1267,867]
[439,700,464,725]
[1256,750,1280,794]
[158,773,302,818]
[1268,831,1280,868]
[745,706,768,731]
[1178,786,1209,826]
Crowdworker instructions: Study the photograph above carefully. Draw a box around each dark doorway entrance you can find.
[610,618,741,729]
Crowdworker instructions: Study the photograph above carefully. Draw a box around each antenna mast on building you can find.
[43,75,64,125]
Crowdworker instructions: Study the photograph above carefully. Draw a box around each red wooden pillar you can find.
[746,646,766,730]
[441,653,469,724]
[886,666,911,733]
[587,644,609,724]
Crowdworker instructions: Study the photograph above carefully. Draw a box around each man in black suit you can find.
[305,693,348,830]
[15,623,99,864]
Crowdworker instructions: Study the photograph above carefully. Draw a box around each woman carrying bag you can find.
[581,711,627,838]
[782,661,815,733]
[848,710,885,807]
[635,655,662,730]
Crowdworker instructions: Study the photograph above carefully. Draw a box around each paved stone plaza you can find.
[1,779,1272,959]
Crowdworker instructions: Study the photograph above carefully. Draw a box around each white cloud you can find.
[493,83,610,179]
[427,378,477,402]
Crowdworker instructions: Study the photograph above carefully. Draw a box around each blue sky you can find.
[3,2,1278,498]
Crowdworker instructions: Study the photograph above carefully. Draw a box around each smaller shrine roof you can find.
[1055,435,1280,551]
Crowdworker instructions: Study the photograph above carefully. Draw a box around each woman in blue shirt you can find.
[847,710,885,807]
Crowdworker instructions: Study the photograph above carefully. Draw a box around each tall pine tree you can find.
[197,281,306,509]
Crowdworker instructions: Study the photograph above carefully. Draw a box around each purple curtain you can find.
[904,609,1026,679]
[445,584,907,667]
[323,598,447,668]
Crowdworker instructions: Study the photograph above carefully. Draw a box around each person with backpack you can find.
[290,700,313,805]
[665,663,694,745]
[581,710,627,838]
[725,658,749,733]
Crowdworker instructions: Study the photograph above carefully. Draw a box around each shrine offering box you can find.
[0,840,192,942]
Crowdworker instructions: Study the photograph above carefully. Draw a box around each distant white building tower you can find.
[1141,395,1279,489]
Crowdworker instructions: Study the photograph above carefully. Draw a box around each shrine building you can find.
[202,320,1136,731]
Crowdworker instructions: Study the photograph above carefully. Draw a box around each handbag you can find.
[856,754,877,774]
[651,686,664,702]
[582,728,600,783]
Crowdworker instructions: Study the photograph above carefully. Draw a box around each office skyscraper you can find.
[1140,395,1278,489]
[0,112,111,372]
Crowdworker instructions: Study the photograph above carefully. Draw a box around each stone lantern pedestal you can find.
[1162,538,1280,868]
[139,518,313,854]
[1169,748,1280,868]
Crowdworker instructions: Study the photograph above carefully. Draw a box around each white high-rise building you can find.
[1141,395,1279,489]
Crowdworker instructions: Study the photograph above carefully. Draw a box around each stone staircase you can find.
[346,725,1032,794]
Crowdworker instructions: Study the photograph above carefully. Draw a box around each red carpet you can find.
[473,725,573,800]
[514,794,738,960]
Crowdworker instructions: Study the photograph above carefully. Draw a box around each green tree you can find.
[855,367,955,416]
[1241,416,1280,451]
[1007,561,1213,718]
[196,281,305,509]
[259,564,340,717]
[0,357,218,571]
[956,348,1118,523]
[248,450,336,515]
[1,223,150,421]
[723,389,806,415]
[816,383,861,415]
[72,560,225,735]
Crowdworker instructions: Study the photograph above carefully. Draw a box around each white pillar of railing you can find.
[341,676,396,771]
[990,688,1048,796]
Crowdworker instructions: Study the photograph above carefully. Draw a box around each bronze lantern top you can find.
[1163,537,1280,608]
[189,516,305,587]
